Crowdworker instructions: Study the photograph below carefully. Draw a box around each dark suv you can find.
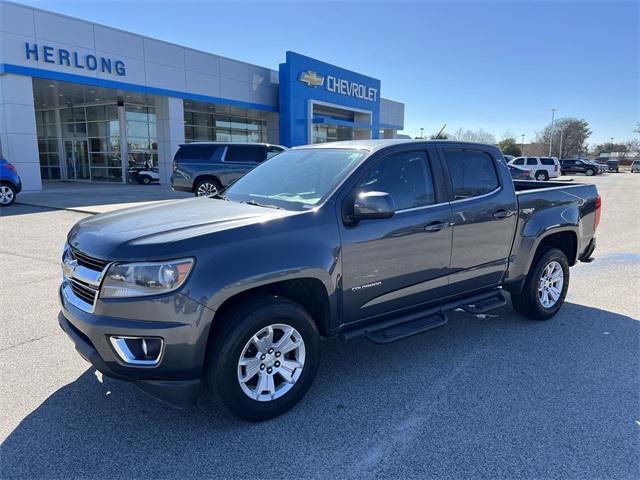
[171,142,286,197]
[559,159,598,176]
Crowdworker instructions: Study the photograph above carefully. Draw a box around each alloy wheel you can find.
[536,173,547,181]
[196,182,218,197]
[237,323,306,402]
[0,186,15,205]
[538,260,564,308]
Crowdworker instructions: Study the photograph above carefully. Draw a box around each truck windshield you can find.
[224,148,367,210]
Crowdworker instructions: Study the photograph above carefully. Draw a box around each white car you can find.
[509,156,561,181]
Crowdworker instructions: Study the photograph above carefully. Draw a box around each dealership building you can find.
[0,1,405,192]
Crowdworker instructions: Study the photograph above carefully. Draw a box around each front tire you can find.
[511,248,569,320]
[585,168,595,176]
[204,296,320,421]
[195,178,221,197]
[0,184,16,206]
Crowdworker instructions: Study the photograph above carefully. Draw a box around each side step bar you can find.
[342,289,506,344]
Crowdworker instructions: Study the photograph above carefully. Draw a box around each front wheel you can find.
[204,296,320,421]
[585,168,595,176]
[0,184,16,206]
[511,248,569,320]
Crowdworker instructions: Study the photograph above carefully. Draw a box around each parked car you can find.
[171,142,286,197]
[508,164,532,180]
[59,140,600,421]
[560,159,599,176]
[0,158,22,207]
[588,160,605,174]
[606,159,620,172]
[509,156,560,181]
[631,160,640,173]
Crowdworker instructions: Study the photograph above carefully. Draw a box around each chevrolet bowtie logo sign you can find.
[299,70,325,88]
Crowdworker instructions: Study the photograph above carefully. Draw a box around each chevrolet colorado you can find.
[59,140,600,421]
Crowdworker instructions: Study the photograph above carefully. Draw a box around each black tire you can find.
[511,248,570,320]
[535,170,549,181]
[194,178,222,197]
[204,295,321,421]
[0,183,16,207]
[585,168,595,176]
[137,175,152,185]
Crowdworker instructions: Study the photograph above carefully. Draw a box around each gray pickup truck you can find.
[59,140,600,420]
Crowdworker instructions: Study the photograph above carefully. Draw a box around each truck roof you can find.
[293,139,497,152]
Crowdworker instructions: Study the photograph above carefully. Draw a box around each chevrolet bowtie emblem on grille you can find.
[299,70,325,88]
[62,258,78,278]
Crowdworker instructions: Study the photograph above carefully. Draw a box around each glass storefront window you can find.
[184,102,268,144]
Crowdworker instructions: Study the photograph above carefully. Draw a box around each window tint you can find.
[540,157,555,165]
[358,151,435,210]
[513,158,525,165]
[526,158,538,165]
[444,149,499,200]
[225,145,266,163]
[174,144,217,161]
[266,146,284,160]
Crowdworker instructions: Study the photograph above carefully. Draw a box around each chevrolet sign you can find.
[299,70,378,102]
[299,71,324,88]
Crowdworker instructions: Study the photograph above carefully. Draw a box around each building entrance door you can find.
[64,140,90,181]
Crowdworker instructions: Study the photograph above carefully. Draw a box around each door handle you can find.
[493,209,514,220]
[424,221,446,232]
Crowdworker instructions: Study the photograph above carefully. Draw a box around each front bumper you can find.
[58,285,210,407]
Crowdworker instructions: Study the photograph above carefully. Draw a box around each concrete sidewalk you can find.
[14,182,191,214]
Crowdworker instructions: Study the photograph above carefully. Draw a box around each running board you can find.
[458,291,506,314]
[342,289,506,344]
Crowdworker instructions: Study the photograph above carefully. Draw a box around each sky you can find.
[18,0,640,145]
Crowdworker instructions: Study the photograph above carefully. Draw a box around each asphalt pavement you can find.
[1,173,638,479]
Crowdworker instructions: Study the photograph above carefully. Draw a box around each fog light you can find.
[110,336,163,366]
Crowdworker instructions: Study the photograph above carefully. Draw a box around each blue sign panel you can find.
[279,51,381,146]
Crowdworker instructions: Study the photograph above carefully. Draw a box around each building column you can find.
[0,74,41,191]
[155,96,184,185]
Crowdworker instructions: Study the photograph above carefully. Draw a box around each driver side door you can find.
[339,148,453,323]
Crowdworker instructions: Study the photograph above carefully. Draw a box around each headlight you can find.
[100,258,194,298]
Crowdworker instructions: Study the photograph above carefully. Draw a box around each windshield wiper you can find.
[242,200,282,210]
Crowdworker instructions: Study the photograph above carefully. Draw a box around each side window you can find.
[358,151,435,210]
[225,145,266,163]
[174,145,217,161]
[444,149,499,200]
[266,146,284,160]
[526,158,538,165]
[513,158,525,165]
[540,157,555,165]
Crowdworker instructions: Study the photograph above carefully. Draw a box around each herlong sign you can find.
[24,42,126,76]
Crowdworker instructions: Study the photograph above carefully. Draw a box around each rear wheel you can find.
[535,171,549,181]
[137,175,152,185]
[511,248,569,320]
[0,184,16,206]
[195,178,221,197]
[204,296,320,421]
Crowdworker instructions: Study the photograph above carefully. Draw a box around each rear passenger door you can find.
[222,145,267,184]
[440,147,517,294]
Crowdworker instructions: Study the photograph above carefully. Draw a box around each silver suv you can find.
[171,142,286,197]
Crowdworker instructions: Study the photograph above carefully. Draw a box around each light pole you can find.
[420,127,424,139]
[558,128,564,159]
[521,134,525,155]
[549,108,556,155]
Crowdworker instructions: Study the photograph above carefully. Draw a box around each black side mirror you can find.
[352,191,395,221]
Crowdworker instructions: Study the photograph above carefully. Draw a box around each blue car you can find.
[0,158,22,206]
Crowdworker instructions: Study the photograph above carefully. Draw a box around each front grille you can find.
[70,247,110,271]
[70,278,99,307]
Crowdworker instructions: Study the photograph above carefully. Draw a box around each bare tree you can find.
[537,118,591,158]
[451,127,496,144]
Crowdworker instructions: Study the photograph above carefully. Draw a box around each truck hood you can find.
[68,197,291,260]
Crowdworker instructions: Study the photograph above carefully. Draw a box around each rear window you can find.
[174,144,218,161]
[540,157,555,165]
[225,145,266,163]
[444,149,499,200]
